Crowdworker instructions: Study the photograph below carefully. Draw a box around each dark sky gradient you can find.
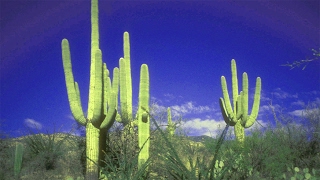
[1,0,319,137]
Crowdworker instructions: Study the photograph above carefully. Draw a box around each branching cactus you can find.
[14,142,23,178]
[61,0,119,179]
[137,64,150,169]
[219,59,261,145]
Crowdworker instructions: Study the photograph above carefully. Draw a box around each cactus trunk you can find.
[85,123,100,179]
[138,64,150,170]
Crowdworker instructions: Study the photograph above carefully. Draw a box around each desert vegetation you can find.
[1,0,319,179]
[0,101,319,179]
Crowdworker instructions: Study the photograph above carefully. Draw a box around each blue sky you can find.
[1,0,319,138]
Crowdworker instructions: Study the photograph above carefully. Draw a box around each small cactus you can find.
[14,142,24,178]
[281,166,319,180]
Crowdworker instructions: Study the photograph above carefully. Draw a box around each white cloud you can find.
[272,88,298,99]
[289,107,319,117]
[24,118,43,129]
[288,109,304,117]
[259,103,281,114]
[291,100,305,107]
[182,118,226,137]
[170,101,213,117]
[180,118,268,138]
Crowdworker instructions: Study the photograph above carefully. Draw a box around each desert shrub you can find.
[100,122,150,179]
[150,116,231,179]
[18,128,83,179]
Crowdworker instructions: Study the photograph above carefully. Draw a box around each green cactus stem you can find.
[14,142,23,178]
[138,64,150,170]
[219,59,261,145]
[119,32,133,124]
[61,0,118,179]
[167,107,175,137]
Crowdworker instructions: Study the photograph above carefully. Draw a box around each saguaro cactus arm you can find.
[61,39,86,125]
[241,75,261,128]
[100,67,119,129]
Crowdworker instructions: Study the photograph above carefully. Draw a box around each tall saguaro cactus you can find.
[138,64,150,169]
[119,32,133,124]
[219,59,261,145]
[61,0,118,179]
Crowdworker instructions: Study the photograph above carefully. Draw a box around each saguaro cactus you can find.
[138,64,150,169]
[167,107,175,137]
[119,32,133,124]
[61,0,118,179]
[219,59,261,145]
[117,32,151,169]
[14,142,23,178]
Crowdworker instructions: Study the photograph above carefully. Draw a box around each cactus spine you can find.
[138,64,150,169]
[14,142,23,178]
[219,59,261,145]
[61,0,118,179]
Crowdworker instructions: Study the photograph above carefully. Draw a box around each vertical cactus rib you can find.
[61,39,86,125]
[138,64,150,169]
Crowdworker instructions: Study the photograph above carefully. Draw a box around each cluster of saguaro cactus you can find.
[219,59,261,145]
[61,0,263,178]
[117,31,151,170]
[61,0,150,178]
